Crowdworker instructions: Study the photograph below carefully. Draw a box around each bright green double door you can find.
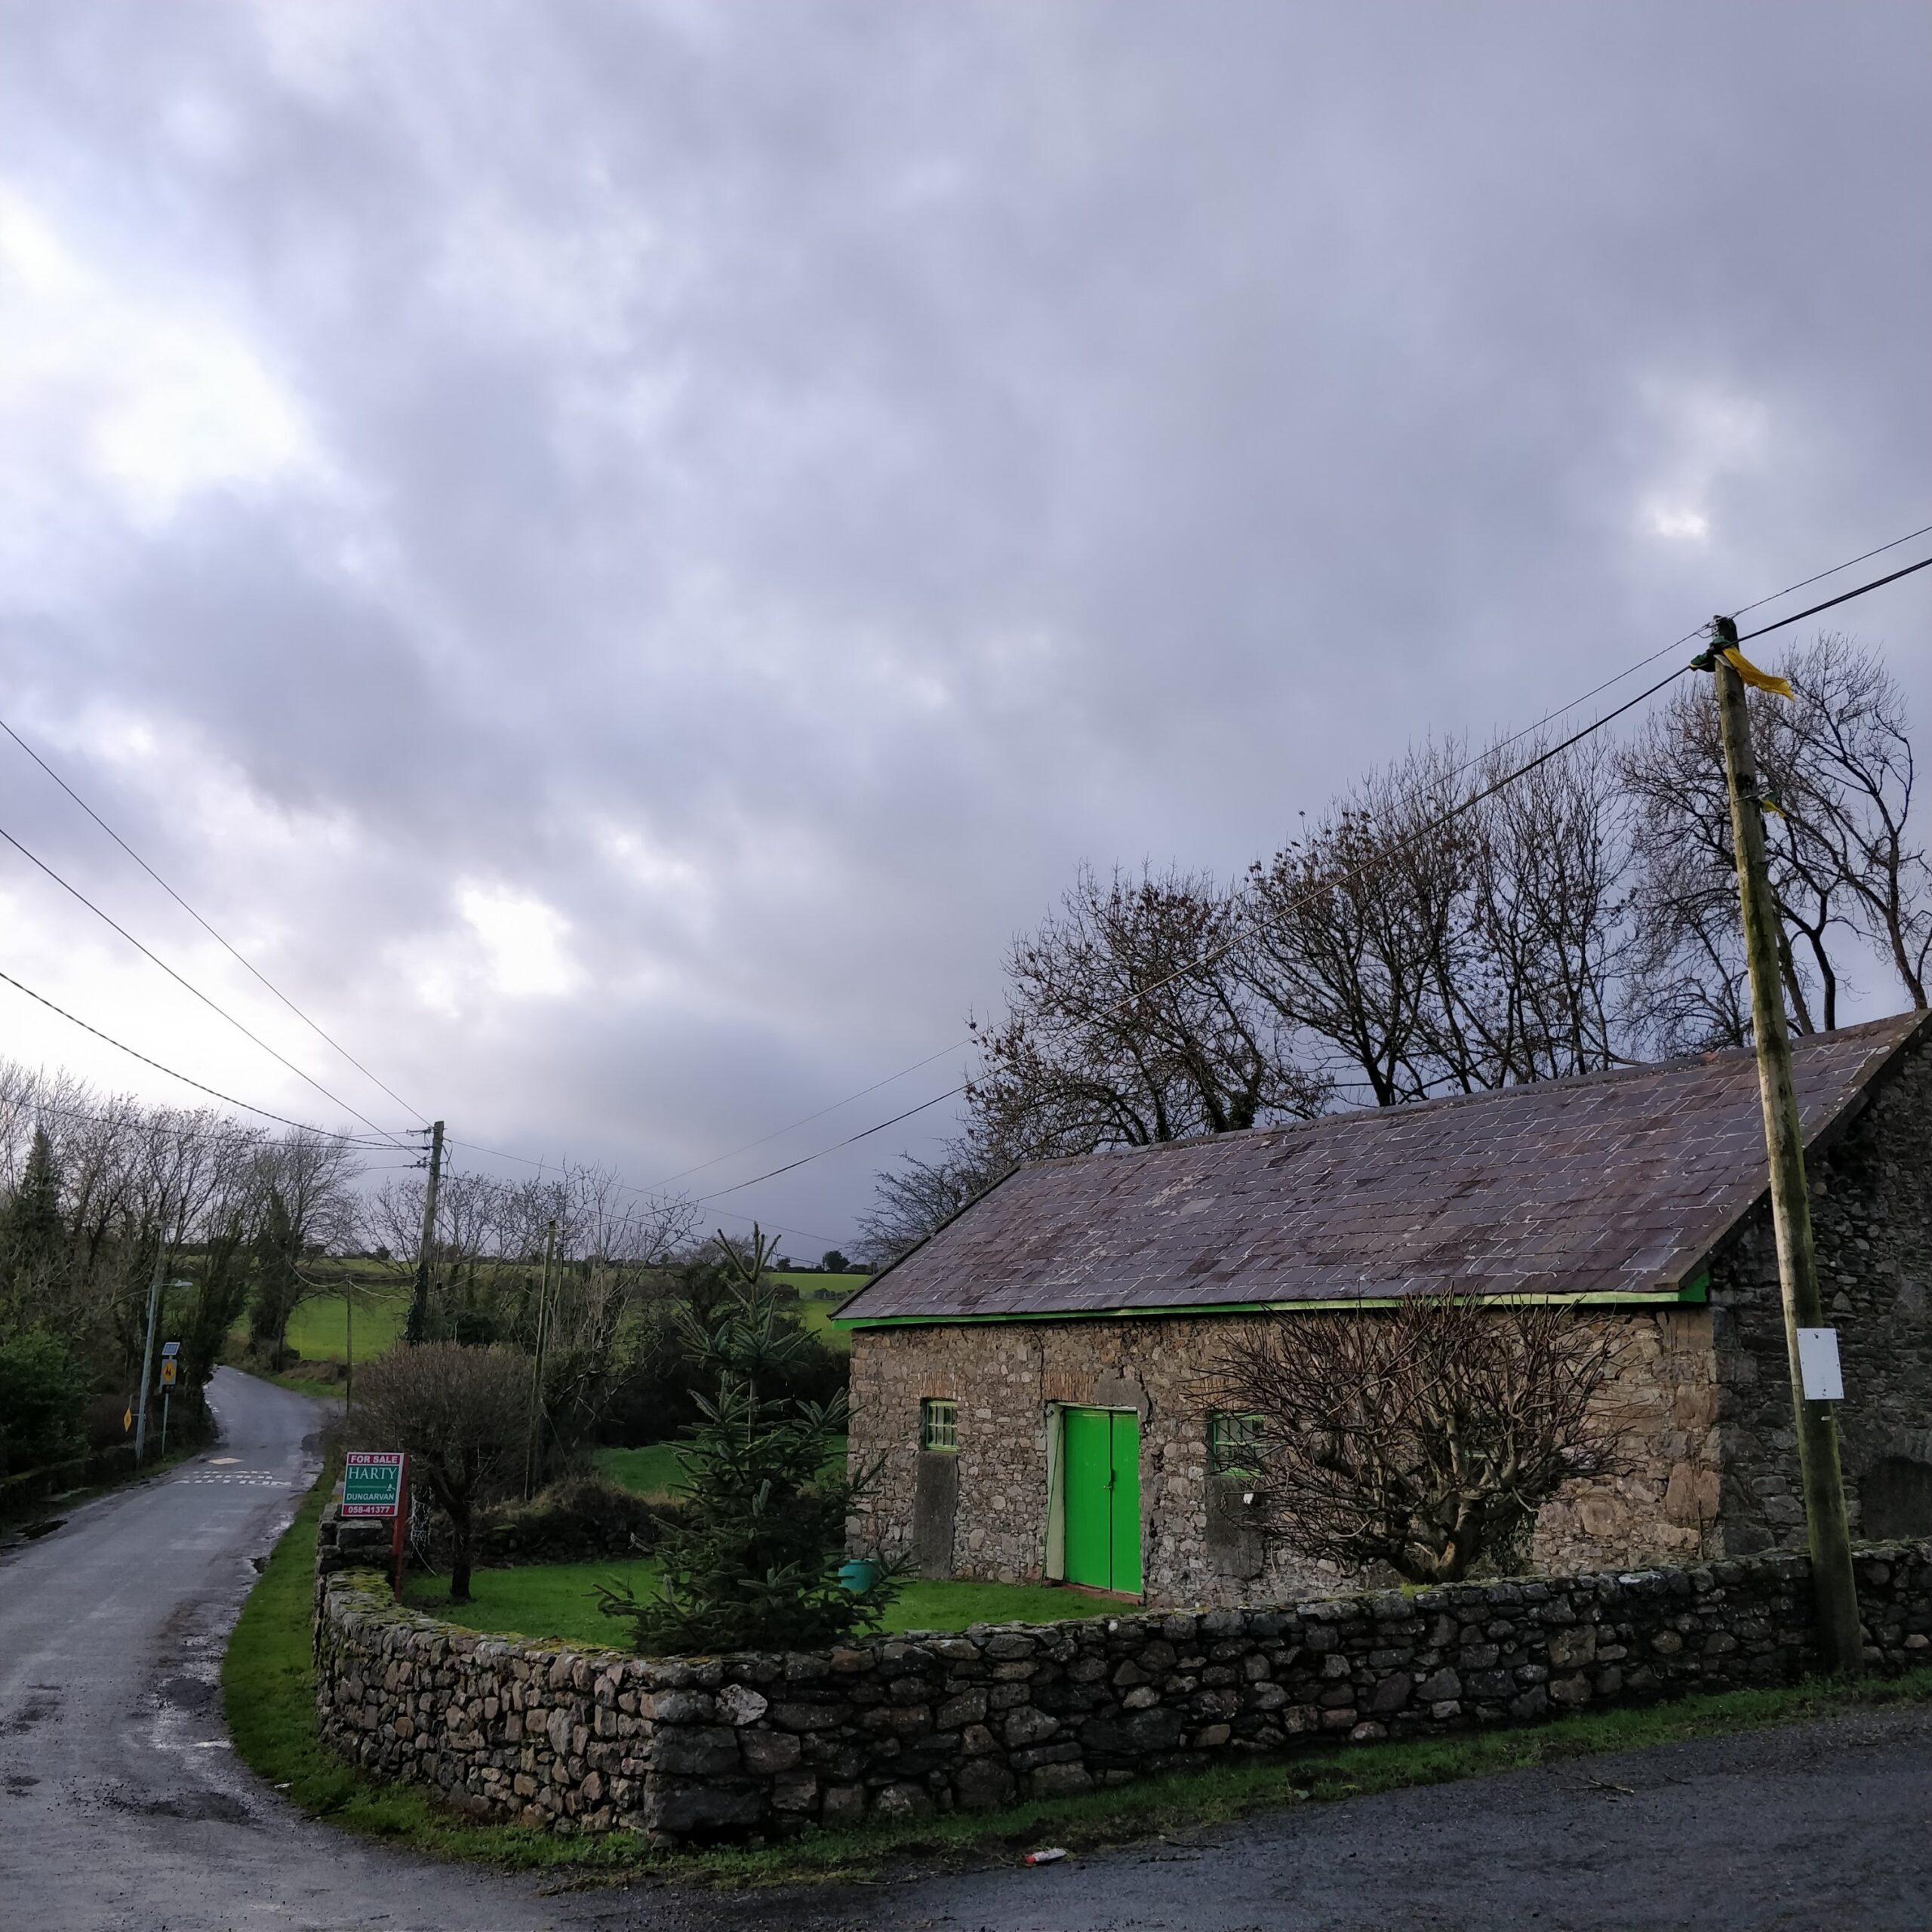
[1062,1407,1142,1595]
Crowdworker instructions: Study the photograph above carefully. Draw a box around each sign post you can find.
[158,1343,180,1456]
[342,1451,411,1598]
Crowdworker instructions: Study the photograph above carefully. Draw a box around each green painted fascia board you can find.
[835,1278,1707,1331]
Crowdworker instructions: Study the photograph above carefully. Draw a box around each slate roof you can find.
[837,1012,1930,1324]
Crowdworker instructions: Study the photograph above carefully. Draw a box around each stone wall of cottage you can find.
[314,1533,1932,1845]
[845,1309,1721,1607]
[1711,1026,1932,1555]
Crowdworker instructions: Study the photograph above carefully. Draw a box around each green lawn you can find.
[405,1557,1116,1647]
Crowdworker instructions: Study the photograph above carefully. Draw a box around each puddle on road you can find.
[99,1784,256,1826]
[1,1689,63,1734]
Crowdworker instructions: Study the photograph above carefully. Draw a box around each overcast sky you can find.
[1,2,1928,1252]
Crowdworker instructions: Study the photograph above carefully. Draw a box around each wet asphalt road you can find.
[0,1368,597,1931]
[2,1369,1928,1930]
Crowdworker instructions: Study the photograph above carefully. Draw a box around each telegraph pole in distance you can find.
[524,1216,557,1500]
[133,1243,165,1464]
[405,1120,445,1345]
[1706,618,1863,1673]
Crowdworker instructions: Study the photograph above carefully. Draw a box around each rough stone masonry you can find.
[315,1512,1932,1844]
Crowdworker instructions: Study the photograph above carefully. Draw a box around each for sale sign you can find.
[342,1451,407,1518]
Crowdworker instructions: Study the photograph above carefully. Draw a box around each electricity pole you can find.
[405,1120,445,1345]
[524,1217,557,1500]
[133,1244,165,1465]
[1706,618,1863,1673]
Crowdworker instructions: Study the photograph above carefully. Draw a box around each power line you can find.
[668,525,1932,1204]
[0,819,411,1149]
[1734,552,1932,645]
[696,1087,971,1201]
[638,1038,976,1191]
[0,966,401,1143]
[619,519,1932,1204]
[15,527,1925,1227]
[429,1142,841,1250]
[0,712,428,1127]
[697,659,1699,1204]
[1731,519,1932,621]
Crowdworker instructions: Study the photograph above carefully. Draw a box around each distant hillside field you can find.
[235,1267,867,1366]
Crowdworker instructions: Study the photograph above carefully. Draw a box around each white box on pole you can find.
[1796,1327,1844,1402]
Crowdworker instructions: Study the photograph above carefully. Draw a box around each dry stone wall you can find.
[315,1516,1932,1846]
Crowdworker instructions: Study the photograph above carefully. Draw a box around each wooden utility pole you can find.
[524,1217,558,1500]
[1706,619,1863,1672]
[405,1120,445,1345]
[133,1244,165,1464]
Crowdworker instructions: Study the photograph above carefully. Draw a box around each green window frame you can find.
[919,1398,958,1452]
[1208,1411,1264,1478]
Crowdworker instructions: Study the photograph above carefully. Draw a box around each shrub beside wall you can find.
[312,1512,1932,1845]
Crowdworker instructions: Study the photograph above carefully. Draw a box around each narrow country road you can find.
[0,1367,596,1932]
[4,1369,1928,1930]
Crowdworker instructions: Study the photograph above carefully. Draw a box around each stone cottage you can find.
[835,1011,1932,1609]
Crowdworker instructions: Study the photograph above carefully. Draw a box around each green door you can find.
[1062,1407,1141,1594]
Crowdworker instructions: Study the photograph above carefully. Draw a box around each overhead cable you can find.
[1734,552,1932,645]
[630,519,1932,1202]
[0,712,428,1126]
[697,660,1699,1203]
[0,966,400,1143]
[0,819,409,1148]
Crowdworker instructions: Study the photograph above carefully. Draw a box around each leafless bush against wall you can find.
[1205,1296,1633,1584]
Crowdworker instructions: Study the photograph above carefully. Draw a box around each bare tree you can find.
[1246,736,1634,1103]
[857,1135,1014,1268]
[354,1341,532,1601]
[1206,1297,1630,1584]
[1773,634,1932,1009]
[1244,766,1465,1107]
[967,863,1327,1158]
[1620,635,1930,1040]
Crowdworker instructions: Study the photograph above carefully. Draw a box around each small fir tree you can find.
[597,1226,897,1654]
[1,1126,66,1315]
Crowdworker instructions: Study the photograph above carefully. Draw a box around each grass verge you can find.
[229,1473,1932,1888]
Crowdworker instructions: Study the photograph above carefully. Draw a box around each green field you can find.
[592,1442,688,1500]
[245,1269,861,1367]
[405,1558,1105,1646]
[594,1436,848,1501]
[773,1272,866,1349]
[281,1284,412,1362]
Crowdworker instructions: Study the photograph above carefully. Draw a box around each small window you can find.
[1209,1411,1264,1478]
[920,1398,958,1452]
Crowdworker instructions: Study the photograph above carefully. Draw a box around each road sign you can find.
[342,1451,407,1518]
[159,1358,177,1387]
